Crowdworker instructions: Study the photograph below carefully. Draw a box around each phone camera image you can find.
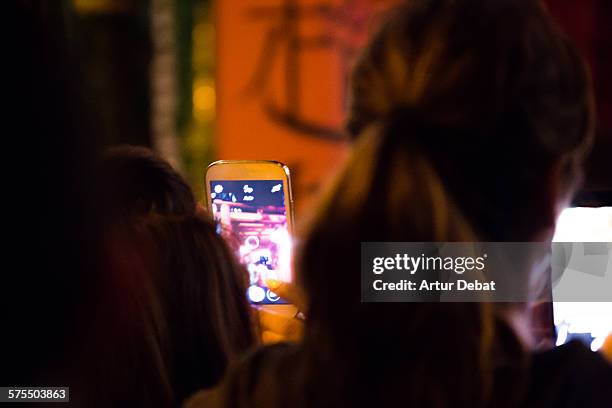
[210,180,291,304]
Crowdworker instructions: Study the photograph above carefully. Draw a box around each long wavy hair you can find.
[84,212,255,407]
[297,1,593,407]
[79,148,256,407]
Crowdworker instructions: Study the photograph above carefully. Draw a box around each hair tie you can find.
[383,106,434,150]
[384,106,478,152]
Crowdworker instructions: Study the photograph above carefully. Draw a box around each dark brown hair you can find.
[345,0,593,240]
[78,148,255,407]
[87,212,255,407]
[98,145,197,219]
[298,0,593,406]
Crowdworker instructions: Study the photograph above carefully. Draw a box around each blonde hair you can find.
[297,1,594,406]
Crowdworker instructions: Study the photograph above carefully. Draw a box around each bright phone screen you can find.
[552,207,612,351]
[210,180,290,304]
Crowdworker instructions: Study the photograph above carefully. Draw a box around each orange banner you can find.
[216,0,397,214]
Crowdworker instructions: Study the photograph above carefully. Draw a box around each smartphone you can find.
[552,206,612,351]
[205,160,294,305]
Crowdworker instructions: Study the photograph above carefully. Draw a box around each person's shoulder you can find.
[225,341,300,387]
[523,341,612,408]
[184,343,300,408]
[184,388,223,408]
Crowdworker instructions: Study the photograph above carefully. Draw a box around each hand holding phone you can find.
[258,279,307,343]
[206,160,294,305]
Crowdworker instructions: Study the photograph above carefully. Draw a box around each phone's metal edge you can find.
[206,159,288,170]
[205,160,295,225]
[205,159,296,306]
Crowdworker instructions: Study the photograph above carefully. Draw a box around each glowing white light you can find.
[212,203,218,214]
[214,184,223,193]
[556,324,568,346]
[231,194,237,203]
[247,286,265,302]
[270,227,292,282]
[271,184,282,193]
[249,270,258,285]
[243,184,254,193]
[266,289,280,302]
[211,192,216,198]
[245,236,260,250]
[591,334,607,351]
[553,207,612,242]
[243,195,254,201]
[552,208,612,347]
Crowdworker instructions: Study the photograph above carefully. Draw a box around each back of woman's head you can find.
[86,148,254,406]
[93,212,254,407]
[346,0,593,240]
[138,213,254,401]
[298,0,593,406]
[99,145,196,219]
